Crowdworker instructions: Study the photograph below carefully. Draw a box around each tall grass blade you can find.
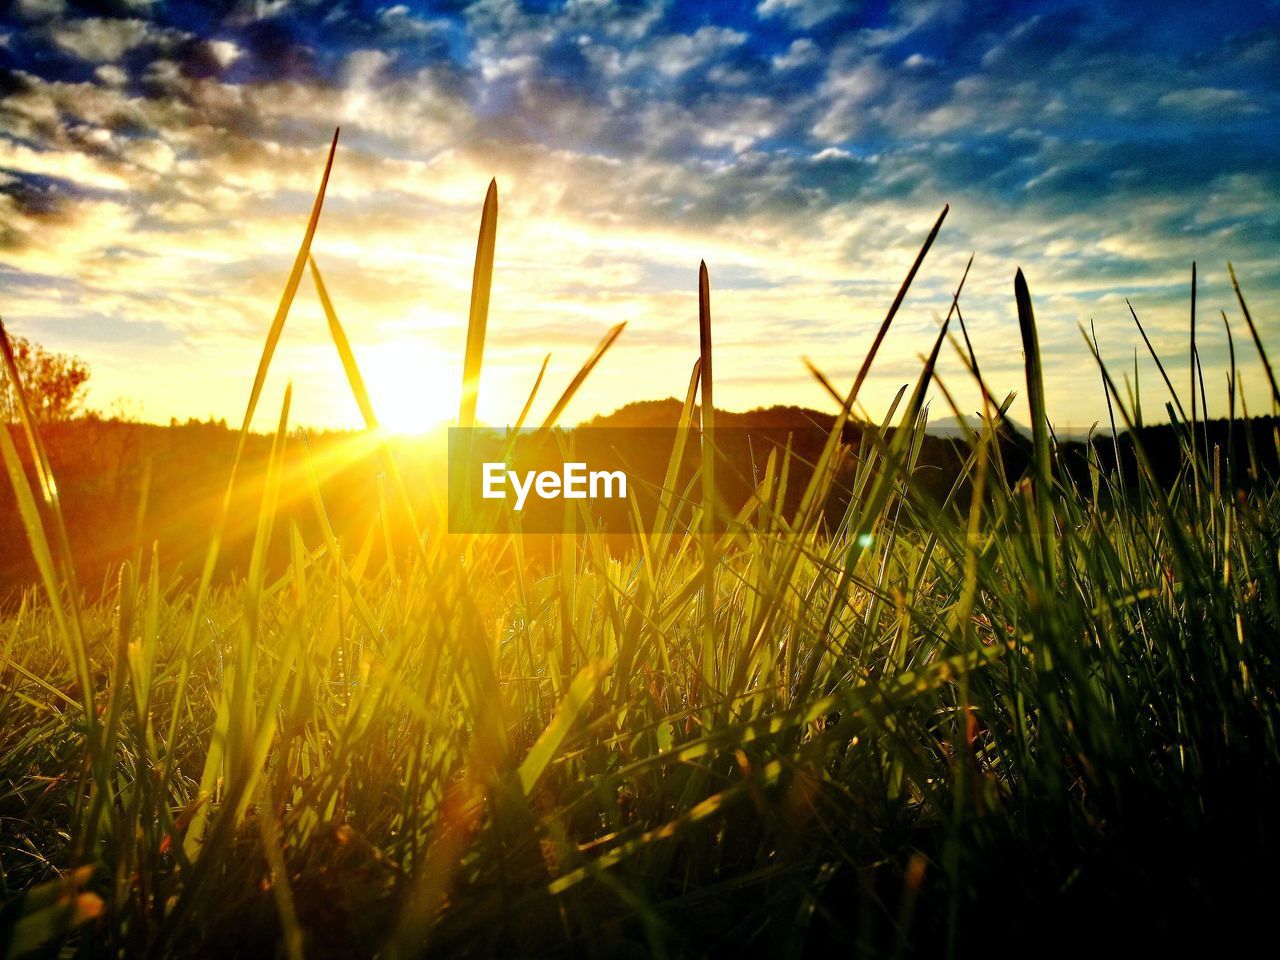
[165,128,339,757]
[1228,262,1280,409]
[1014,268,1056,583]
[458,179,498,429]
[310,254,425,544]
[535,322,626,433]
[698,261,717,688]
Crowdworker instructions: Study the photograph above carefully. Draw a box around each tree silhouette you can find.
[0,332,91,424]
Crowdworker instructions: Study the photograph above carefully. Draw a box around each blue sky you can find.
[0,0,1277,431]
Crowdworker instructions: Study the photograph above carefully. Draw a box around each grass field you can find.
[2,137,1279,958]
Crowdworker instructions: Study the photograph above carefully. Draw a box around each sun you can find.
[359,341,459,435]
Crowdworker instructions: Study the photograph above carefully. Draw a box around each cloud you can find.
[375,4,451,43]
[0,187,136,267]
[47,17,164,62]
[772,38,819,71]
[638,25,748,77]
[811,60,887,141]
[12,0,65,21]
[0,137,131,190]
[756,0,846,30]
[207,39,242,69]
[0,0,1274,429]
[94,64,128,85]
[1158,87,1258,114]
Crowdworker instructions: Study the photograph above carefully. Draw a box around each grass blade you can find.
[1014,268,1057,584]
[535,322,626,433]
[458,179,498,429]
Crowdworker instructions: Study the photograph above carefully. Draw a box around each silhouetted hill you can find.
[585,400,841,433]
[2,407,1276,599]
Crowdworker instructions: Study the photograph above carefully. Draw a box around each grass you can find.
[2,135,1279,958]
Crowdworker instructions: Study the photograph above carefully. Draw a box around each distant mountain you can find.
[924,413,1027,440]
[587,401,1032,449]
[924,412,1102,443]
[584,400,1112,446]
[582,400,846,433]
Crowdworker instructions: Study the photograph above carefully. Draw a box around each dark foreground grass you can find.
[1,136,1279,958]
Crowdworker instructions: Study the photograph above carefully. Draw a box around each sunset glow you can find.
[0,1,1275,433]
[361,340,460,434]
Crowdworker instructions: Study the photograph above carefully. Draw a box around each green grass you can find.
[2,137,1279,958]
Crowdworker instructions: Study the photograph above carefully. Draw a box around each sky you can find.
[0,0,1277,434]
